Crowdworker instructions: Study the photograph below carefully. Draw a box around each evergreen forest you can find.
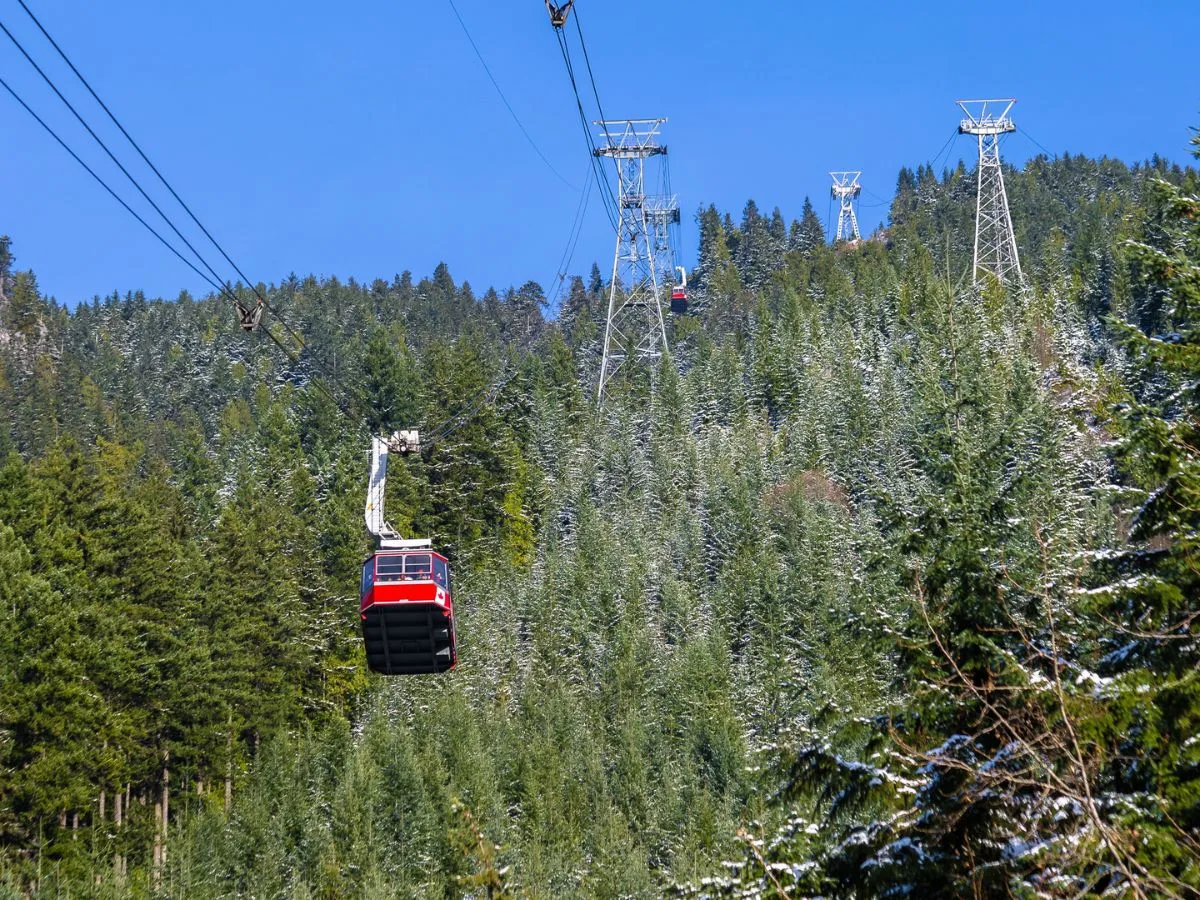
[1,134,1199,897]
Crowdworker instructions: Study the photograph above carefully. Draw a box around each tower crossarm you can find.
[829,170,862,199]
[956,99,1017,135]
[594,146,668,159]
[594,118,668,156]
[643,194,680,223]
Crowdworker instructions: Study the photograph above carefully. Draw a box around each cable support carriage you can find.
[545,0,574,28]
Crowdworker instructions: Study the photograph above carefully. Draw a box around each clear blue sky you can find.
[1,0,1197,308]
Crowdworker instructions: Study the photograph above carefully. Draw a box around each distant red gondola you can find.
[670,265,688,314]
[670,286,688,314]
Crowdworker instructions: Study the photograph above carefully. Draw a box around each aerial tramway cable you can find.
[5,4,350,391]
[930,126,961,175]
[0,73,236,306]
[0,69,356,418]
[2,3,539,453]
[2,7,378,418]
[545,162,593,308]
[0,18,251,313]
[570,6,608,138]
[444,0,574,190]
[13,0,269,319]
[443,1,591,311]
[1018,126,1057,160]
[550,19,619,229]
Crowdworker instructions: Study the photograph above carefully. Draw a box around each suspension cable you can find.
[445,0,574,189]
[930,126,961,175]
[567,7,630,229]
[571,5,609,132]
[552,27,618,228]
[257,321,361,419]
[0,18,243,299]
[1018,126,1057,160]
[0,74,231,301]
[5,5,548,453]
[546,162,593,308]
[7,9,320,366]
[15,0,265,305]
[421,331,539,451]
[3,9,377,416]
[2,40,499,447]
[0,67,367,425]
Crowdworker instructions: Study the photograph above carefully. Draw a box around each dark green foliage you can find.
[2,135,1199,897]
[791,195,825,254]
[1083,129,1200,886]
[683,141,1200,898]
[362,325,420,433]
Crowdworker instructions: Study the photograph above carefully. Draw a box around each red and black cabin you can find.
[670,285,688,314]
[360,550,456,675]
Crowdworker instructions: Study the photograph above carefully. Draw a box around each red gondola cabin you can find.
[360,550,457,674]
[670,265,689,314]
[670,285,688,314]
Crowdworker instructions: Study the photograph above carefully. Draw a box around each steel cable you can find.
[15,0,266,304]
[8,4,375,416]
[553,27,619,228]
[445,0,575,189]
[0,74,230,301]
[0,70,362,425]
[0,18,241,301]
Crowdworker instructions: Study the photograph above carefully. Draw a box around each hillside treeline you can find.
[0,142,1197,897]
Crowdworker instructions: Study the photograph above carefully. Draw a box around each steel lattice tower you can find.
[644,194,680,303]
[829,171,863,242]
[957,99,1022,285]
[595,118,671,400]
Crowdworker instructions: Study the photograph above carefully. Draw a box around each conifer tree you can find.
[793,196,825,254]
[1086,130,1200,884]
[361,325,419,433]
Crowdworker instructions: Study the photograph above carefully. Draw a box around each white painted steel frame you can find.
[829,171,863,242]
[595,118,672,401]
[957,99,1023,286]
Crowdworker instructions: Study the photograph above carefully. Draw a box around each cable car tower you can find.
[957,99,1023,286]
[595,118,671,401]
[645,194,682,310]
[829,171,863,243]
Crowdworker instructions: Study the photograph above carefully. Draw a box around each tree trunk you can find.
[98,740,107,823]
[224,713,234,815]
[113,787,124,884]
[71,812,78,839]
[160,752,170,871]
[152,800,162,887]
